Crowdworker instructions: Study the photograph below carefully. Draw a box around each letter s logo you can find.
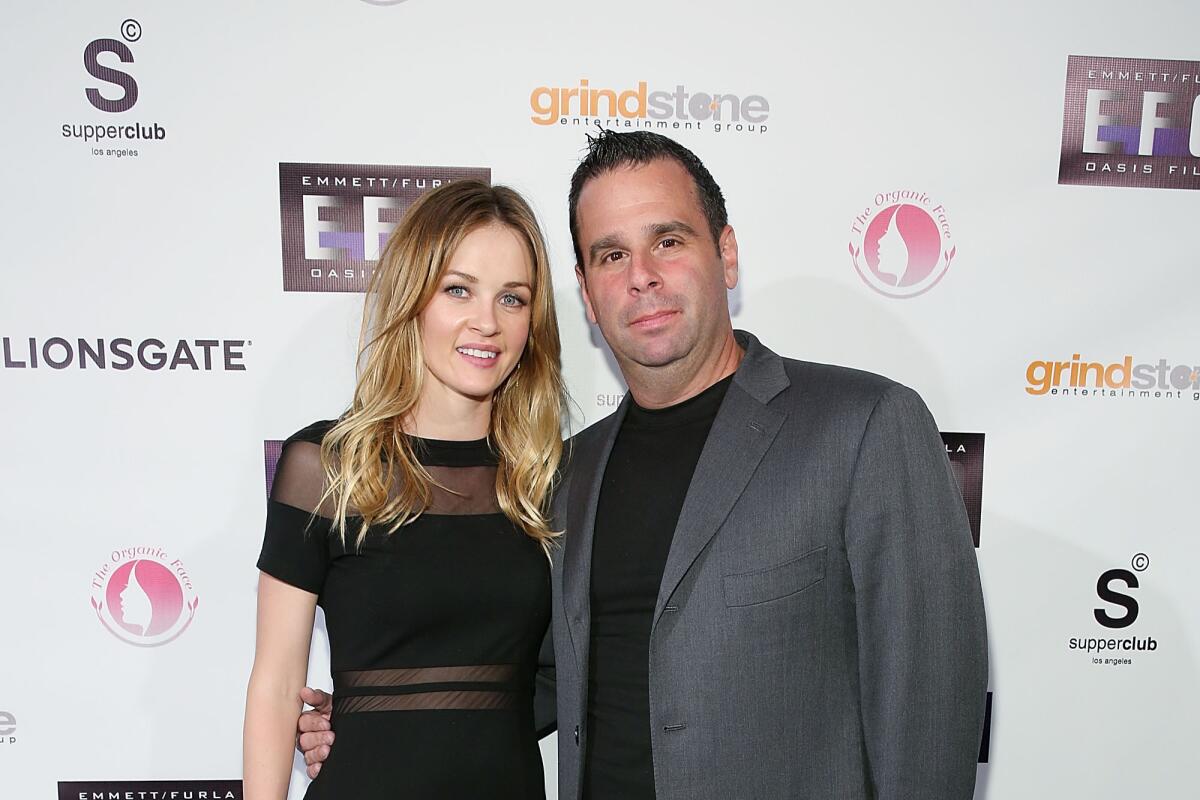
[84,39,137,112]
[1094,568,1139,629]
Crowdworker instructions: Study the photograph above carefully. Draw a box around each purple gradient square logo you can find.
[264,440,283,498]
[941,431,985,548]
[1059,55,1200,189]
[279,163,491,292]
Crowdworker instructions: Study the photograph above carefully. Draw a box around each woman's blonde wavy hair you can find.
[318,180,565,550]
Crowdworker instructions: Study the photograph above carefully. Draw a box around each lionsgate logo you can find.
[941,432,985,548]
[90,546,199,647]
[1067,553,1160,667]
[1,337,249,372]
[279,162,491,292]
[61,19,167,160]
[58,781,242,800]
[530,79,770,135]
[1024,353,1200,402]
[848,190,957,298]
[1059,55,1200,190]
[0,710,16,745]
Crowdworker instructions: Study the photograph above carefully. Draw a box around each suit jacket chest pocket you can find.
[722,546,827,607]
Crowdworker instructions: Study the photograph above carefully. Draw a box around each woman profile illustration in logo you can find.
[118,560,155,635]
[873,207,912,286]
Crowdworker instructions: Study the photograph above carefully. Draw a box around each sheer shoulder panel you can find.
[270,439,336,518]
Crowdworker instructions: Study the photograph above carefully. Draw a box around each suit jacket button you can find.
[574,725,580,745]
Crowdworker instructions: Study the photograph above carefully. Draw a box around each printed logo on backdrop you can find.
[530,80,769,136]
[58,781,241,800]
[0,710,15,746]
[1,337,249,371]
[62,19,167,160]
[941,432,985,548]
[90,547,198,647]
[1024,353,1200,403]
[848,190,957,298]
[1067,553,1159,667]
[1059,55,1200,189]
[279,163,491,292]
[264,440,284,497]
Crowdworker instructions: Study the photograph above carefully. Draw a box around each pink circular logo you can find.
[848,191,957,298]
[90,547,198,647]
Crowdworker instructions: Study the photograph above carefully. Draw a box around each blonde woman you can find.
[243,181,564,800]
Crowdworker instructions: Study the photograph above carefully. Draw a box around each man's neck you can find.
[625,330,743,409]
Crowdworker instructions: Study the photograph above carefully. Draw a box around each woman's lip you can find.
[457,348,501,368]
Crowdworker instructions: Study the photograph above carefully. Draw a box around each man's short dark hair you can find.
[568,130,728,266]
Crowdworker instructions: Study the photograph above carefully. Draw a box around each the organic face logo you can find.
[848,191,956,298]
[90,547,198,647]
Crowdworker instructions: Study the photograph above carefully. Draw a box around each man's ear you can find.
[719,225,740,290]
[576,265,598,324]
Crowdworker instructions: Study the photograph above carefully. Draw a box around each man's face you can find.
[574,159,738,374]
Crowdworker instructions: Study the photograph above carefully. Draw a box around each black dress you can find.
[257,421,550,799]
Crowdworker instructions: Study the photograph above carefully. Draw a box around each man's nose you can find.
[626,251,662,294]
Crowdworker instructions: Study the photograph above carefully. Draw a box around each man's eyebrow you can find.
[647,220,699,238]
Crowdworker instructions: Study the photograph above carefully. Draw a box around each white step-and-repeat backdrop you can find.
[2,1,1197,798]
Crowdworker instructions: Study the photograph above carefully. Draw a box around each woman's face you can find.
[418,223,534,406]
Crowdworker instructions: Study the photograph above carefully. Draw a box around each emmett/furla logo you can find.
[1067,552,1158,666]
[62,19,167,159]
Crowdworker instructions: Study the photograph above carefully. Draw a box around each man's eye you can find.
[603,251,625,264]
[659,237,679,249]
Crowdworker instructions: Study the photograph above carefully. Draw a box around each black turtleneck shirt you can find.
[582,375,733,800]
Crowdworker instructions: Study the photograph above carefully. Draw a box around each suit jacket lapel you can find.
[652,332,790,627]
[561,399,628,673]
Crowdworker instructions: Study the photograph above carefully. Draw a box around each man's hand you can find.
[296,687,334,779]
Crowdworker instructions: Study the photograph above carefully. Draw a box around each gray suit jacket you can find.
[546,330,988,800]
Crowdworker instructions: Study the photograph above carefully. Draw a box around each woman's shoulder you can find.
[285,419,338,447]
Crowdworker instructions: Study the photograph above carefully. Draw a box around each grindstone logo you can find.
[1,337,249,372]
[62,19,167,160]
[58,781,242,800]
[529,79,769,135]
[279,163,491,292]
[941,432,985,548]
[1068,553,1159,667]
[0,710,15,746]
[1024,354,1200,402]
[90,546,198,647]
[1059,55,1200,190]
[848,190,957,298]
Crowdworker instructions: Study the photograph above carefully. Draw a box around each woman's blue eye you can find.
[445,285,468,297]
[500,293,527,307]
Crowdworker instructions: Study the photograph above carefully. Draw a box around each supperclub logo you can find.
[1024,353,1200,403]
[530,79,770,135]
[1059,55,1200,190]
[58,781,242,800]
[61,19,167,160]
[90,546,198,647]
[0,710,15,746]
[1067,553,1159,667]
[279,162,491,292]
[941,432,985,548]
[847,190,957,298]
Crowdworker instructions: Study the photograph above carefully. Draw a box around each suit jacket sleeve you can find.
[843,384,988,799]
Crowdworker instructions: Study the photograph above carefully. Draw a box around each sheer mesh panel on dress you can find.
[270,441,501,518]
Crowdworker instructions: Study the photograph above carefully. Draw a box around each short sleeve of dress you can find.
[256,421,336,595]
